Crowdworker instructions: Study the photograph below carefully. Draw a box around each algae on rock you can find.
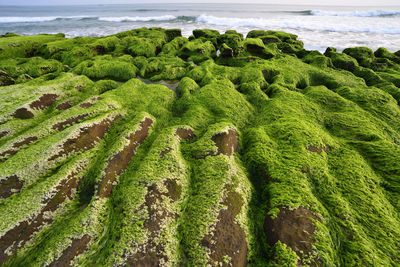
[0,27,400,267]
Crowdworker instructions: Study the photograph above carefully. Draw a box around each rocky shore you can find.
[0,27,399,266]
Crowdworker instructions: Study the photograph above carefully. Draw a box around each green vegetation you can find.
[0,27,399,267]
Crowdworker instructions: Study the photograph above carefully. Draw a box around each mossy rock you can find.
[192,29,221,46]
[179,39,217,63]
[343,47,375,67]
[242,38,276,59]
[217,33,243,55]
[302,51,333,68]
[165,29,182,42]
[0,27,399,267]
[72,55,138,81]
[375,47,400,64]
[125,37,159,58]
[138,56,191,81]
[0,57,64,79]
[160,37,188,56]
[247,30,298,42]
[90,36,120,54]
[326,52,359,72]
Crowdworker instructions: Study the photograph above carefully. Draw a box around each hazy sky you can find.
[0,0,399,6]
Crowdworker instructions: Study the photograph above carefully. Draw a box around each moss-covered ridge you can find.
[0,27,399,266]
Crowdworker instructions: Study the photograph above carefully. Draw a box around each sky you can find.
[0,0,399,6]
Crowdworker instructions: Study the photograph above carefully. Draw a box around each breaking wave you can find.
[309,9,400,17]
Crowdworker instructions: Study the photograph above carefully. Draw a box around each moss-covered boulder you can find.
[179,39,216,63]
[242,38,275,59]
[325,51,359,72]
[72,55,138,81]
[165,29,182,42]
[138,56,192,81]
[160,37,188,56]
[343,46,375,67]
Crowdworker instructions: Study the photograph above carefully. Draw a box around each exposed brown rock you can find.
[49,116,120,161]
[264,207,320,265]
[0,131,9,139]
[160,147,173,157]
[175,127,195,140]
[164,178,182,202]
[79,97,102,108]
[30,94,58,110]
[221,46,234,58]
[79,102,93,108]
[0,70,15,86]
[52,114,88,131]
[56,101,72,110]
[0,175,23,199]
[13,136,38,148]
[0,171,81,265]
[127,178,182,266]
[160,128,194,157]
[0,136,38,160]
[97,117,153,198]
[202,191,247,267]
[13,107,34,119]
[211,129,238,156]
[49,235,91,267]
[127,128,192,265]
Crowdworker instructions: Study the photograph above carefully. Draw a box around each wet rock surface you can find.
[264,207,320,265]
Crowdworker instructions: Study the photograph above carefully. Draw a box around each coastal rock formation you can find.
[0,27,399,266]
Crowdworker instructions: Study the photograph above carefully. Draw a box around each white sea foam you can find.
[98,15,177,22]
[0,17,58,23]
[310,10,400,17]
[195,14,400,34]
[0,16,92,23]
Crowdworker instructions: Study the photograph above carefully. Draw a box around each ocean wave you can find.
[310,10,400,17]
[195,14,400,34]
[0,16,59,23]
[0,16,94,23]
[130,9,180,12]
[98,15,177,22]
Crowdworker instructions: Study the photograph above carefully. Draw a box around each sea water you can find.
[0,3,399,52]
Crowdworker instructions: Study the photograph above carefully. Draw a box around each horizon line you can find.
[1,3,399,7]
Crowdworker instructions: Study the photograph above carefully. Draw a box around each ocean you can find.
[0,3,400,52]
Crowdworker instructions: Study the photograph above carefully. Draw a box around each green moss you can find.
[72,55,138,81]
[92,80,120,94]
[160,37,188,56]
[138,56,192,81]
[1,28,400,267]
[0,57,65,79]
[192,29,220,46]
[165,29,182,42]
[0,34,65,59]
[271,242,299,266]
[90,36,120,54]
[179,39,216,63]
[125,37,158,57]
[302,51,333,68]
[343,47,375,67]
[242,38,275,59]
[218,32,243,56]
[325,51,358,72]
